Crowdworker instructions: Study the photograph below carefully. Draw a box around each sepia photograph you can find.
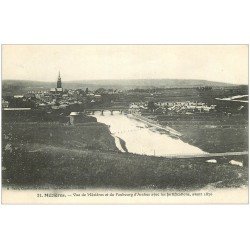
[1,44,248,204]
[1,1,250,250]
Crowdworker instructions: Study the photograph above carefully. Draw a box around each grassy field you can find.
[155,113,248,153]
[2,122,117,152]
[2,121,248,190]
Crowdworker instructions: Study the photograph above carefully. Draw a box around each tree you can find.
[148,101,157,112]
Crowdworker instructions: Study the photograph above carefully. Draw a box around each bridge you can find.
[84,108,129,115]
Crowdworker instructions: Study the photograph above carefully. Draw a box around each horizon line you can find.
[2,78,247,85]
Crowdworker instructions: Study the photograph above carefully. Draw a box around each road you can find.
[164,151,248,159]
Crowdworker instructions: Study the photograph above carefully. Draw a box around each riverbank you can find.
[2,121,118,152]
[2,121,248,190]
[155,113,248,153]
[128,113,182,137]
[116,136,128,152]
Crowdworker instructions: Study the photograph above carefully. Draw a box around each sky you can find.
[2,45,248,85]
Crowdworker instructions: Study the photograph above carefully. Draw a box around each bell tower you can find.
[57,71,62,88]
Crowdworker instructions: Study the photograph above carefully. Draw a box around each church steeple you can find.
[57,71,62,88]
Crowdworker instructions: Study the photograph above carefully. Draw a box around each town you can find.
[2,72,247,122]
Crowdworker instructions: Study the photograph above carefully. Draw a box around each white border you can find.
[0,0,250,250]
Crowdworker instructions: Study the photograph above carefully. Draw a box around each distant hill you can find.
[2,78,240,95]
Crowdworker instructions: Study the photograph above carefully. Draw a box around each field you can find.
[2,121,248,190]
[155,113,248,153]
[2,122,118,152]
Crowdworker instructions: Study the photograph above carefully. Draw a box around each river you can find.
[92,111,205,157]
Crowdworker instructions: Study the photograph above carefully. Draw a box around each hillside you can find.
[2,78,238,95]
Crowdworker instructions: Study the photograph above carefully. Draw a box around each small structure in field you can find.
[69,112,97,125]
[69,112,81,125]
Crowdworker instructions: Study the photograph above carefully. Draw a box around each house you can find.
[14,95,24,99]
[129,104,140,114]
[94,94,102,99]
